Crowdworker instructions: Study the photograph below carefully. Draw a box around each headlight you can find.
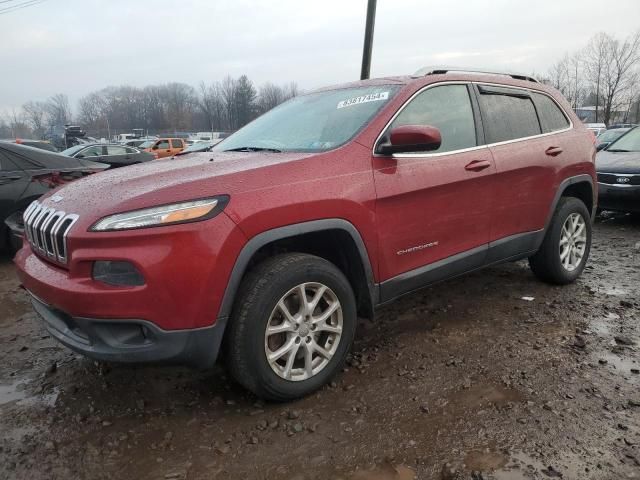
[90,196,228,231]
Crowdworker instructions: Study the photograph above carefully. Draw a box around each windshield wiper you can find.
[606,148,631,152]
[223,147,282,153]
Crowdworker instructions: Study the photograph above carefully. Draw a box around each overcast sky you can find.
[1,0,639,113]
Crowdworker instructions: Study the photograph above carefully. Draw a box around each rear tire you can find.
[225,253,357,401]
[529,197,592,285]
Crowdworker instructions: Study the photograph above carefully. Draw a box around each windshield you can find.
[182,141,214,153]
[139,140,156,148]
[599,129,628,142]
[215,85,399,153]
[61,144,87,156]
[607,127,640,152]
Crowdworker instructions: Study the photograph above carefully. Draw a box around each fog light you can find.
[93,261,145,286]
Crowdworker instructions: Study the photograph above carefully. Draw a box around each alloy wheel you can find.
[264,282,343,381]
[559,212,587,272]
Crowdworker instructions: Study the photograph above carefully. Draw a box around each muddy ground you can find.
[1,214,639,480]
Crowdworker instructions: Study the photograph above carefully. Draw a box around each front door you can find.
[373,83,495,301]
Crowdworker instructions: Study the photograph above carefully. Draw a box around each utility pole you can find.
[360,0,377,80]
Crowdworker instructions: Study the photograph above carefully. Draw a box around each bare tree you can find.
[583,31,640,124]
[45,93,71,126]
[22,101,47,138]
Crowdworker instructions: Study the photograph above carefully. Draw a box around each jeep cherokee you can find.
[14,68,597,401]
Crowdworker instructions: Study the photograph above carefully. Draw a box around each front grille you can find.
[22,201,78,264]
[598,173,640,186]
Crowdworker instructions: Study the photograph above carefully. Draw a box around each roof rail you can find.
[413,66,538,83]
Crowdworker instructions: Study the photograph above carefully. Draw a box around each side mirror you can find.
[75,153,84,158]
[378,125,442,155]
[596,143,608,152]
[152,145,158,150]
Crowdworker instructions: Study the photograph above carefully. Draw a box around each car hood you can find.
[595,151,640,174]
[37,151,315,220]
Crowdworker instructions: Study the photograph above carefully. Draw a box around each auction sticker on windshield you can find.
[337,91,389,109]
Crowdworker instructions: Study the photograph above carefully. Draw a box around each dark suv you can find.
[14,68,596,401]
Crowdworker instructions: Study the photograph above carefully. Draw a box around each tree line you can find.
[542,30,640,124]
[2,30,639,140]
[0,75,298,140]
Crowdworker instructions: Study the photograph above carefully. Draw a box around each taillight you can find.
[32,170,101,187]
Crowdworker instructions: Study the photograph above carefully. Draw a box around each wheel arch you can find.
[545,174,596,230]
[217,219,378,325]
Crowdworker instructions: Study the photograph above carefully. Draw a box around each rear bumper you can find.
[598,182,640,213]
[30,293,224,367]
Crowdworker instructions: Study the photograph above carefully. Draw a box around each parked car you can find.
[139,138,186,158]
[596,127,630,151]
[0,142,107,253]
[175,140,216,156]
[596,126,640,213]
[14,68,596,401]
[586,123,607,137]
[123,139,150,149]
[13,139,59,152]
[61,144,154,168]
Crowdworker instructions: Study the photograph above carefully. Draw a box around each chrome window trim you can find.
[597,172,639,176]
[372,80,574,160]
[597,181,638,189]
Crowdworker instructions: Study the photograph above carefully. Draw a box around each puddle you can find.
[604,287,628,296]
[589,312,619,337]
[0,380,29,405]
[452,384,523,410]
[0,379,59,407]
[464,450,508,472]
[599,352,640,383]
[346,464,415,480]
[494,452,587,480]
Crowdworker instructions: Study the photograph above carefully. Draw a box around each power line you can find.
[0,0,49,15]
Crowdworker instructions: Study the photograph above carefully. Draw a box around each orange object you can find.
[142,138,186,159]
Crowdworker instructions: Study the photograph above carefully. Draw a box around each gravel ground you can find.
[0,213,639,480]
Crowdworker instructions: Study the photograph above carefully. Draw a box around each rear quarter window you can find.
[477,86,542,143]
[531,92,570,133]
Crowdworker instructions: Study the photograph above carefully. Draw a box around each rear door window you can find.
[106,145,127,155]
[79,145,104,157]
[477,86,542,143]
[531,93,570,133]
[389,84,477,153]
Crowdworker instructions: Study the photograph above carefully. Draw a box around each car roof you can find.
[311,69,558,98]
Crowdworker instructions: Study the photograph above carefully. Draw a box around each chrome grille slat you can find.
[22,201,79,265]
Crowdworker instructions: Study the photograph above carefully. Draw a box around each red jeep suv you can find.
[15,68,596,401]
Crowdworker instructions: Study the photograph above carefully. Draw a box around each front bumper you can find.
[30,293,224,367]
[598,182,640,213]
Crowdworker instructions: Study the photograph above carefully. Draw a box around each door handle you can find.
[464,160,491,171]
[545,146,563,157]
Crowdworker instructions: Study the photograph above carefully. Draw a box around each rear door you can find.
[170,139,184,155]
[373,83,496,300]
[475,84,571,249]
[105,145,129,166]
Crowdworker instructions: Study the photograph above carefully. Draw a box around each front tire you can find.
[225,253,357,401]
[529,197,592,285]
